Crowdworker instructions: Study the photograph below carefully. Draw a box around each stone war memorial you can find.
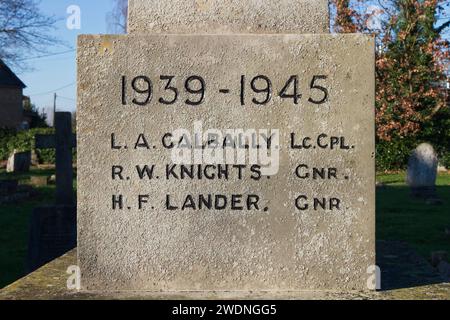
[77,0,375,293]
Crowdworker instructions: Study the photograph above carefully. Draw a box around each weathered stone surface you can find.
[406,143,438,199]
[77,34,375,291]
[128,0,329,34]
[2,243,450,300]
[6,150,31,173]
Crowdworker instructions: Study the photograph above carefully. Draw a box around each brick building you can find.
[0,59,26,129]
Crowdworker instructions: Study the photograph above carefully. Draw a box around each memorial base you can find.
[1,246,449,300]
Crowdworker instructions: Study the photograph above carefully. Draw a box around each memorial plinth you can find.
[2,246,449,300]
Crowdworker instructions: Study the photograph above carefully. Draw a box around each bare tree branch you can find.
[106,0,128,34]
[437,19,450,33]
[0,0,60,70]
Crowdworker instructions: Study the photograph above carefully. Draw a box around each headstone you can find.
[31,149,39,166]
[30,176,48,187]
[431,251,448,268]
[27,112,77,272]
[6,150,31,173]
[128,0,329,34]
[0,180,34,205]
[437,261,450,281]
[406,143,438,200]
[35,112,76,205]
[77,1,375,291]
[26,205,77,273]
[49,174,56,185]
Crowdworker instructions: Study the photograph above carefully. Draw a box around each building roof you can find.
[0,59,26,88]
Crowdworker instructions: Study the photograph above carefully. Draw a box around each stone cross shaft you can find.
[35,112,76,205]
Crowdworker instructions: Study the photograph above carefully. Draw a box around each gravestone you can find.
[437,261,450,282]
[31,149,39,166]
[35,112,76,205]
[0,179,34,205]
[78,0,375,291]
[26,112,77,272]
[6,150,31,173]
[431,251,448,267]
[26,205,76,273]
[406,143,439,200]
[30,176,48,187]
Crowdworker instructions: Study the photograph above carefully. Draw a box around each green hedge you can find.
[376,137,449,172]
[376,110,449,172]
[1,128,447,170]
[0,128,15,160]
[0,128,76,164]
[376,138,414,172]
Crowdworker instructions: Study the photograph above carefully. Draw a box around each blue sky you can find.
[11,0,450,120]
[16,0,114,118]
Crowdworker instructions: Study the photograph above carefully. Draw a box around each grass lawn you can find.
[376,172,450,262]
[0,168,449,289]
[0,168,75,289]
[377,171,450,186]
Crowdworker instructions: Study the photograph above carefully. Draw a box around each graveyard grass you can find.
[0,168,77,289]
[377,172,450,261]
[0,169,449,290]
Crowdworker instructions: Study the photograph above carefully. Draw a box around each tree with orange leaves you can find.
[331,0,450,169]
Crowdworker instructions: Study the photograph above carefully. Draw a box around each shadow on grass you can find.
[0,167,77,289]
[377,240,446,290]
[0,186,56,289]
[376,186,450,290]
[0,168,56,181]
